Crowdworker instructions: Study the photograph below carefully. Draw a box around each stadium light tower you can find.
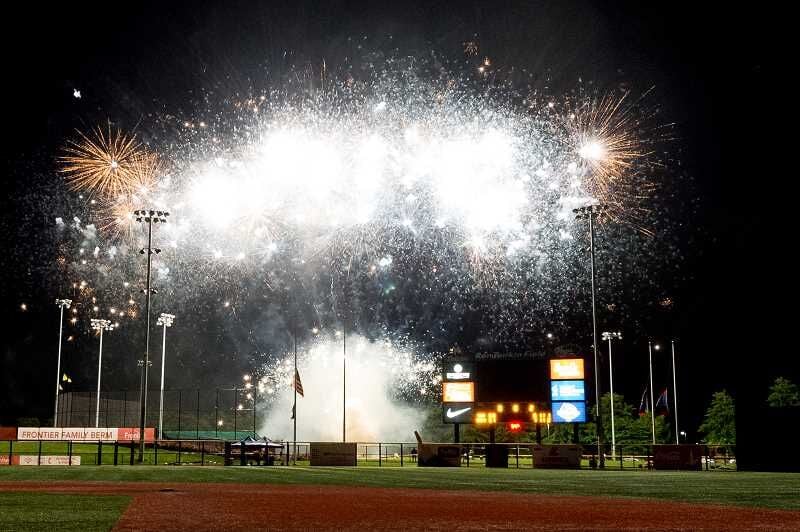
[602,331,622,457]
[156,312,175,440]
[91,318,113,428]
[574,203,607,468]
[53,298,72,427]
[134,208,169,461]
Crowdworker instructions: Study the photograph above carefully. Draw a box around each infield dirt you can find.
[2,481,800,530]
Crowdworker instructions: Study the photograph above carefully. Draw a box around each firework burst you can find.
[59,125,153,198]
[568,91,658,234]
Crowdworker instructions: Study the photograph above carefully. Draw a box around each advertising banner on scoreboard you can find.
[442,403,473,424]
[17,427,155,442]
[442,360,474,381]
[551,401,587,423]
[442,381,475,403]
[549,359,585,380]
[550,380,586,401]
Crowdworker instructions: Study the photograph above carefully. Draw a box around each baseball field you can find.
[1,467,799,530]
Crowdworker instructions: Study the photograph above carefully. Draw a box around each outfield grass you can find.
[0,466,797,510]
[0,492,130,531]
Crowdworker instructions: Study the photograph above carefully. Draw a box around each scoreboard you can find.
[441,352,585,427]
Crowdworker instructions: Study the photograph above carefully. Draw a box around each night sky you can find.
[1,0,794,443]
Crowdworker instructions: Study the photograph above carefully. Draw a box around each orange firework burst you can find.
[95,155,161,240]
[59,125,155,198]
[568,91,659,235]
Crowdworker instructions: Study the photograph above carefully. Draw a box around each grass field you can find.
[0,492,130,531]
[1,466,797,510]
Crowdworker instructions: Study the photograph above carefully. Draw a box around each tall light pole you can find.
[53,299,72,427]
[156,312,175,440]
[91,318,113,428]
[671,340,679,444]
[134,209,169,461]
[574,203,606,468]
[602,331,622,457]
[648,341,660,445]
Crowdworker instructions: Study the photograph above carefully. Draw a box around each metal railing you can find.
[1,440,735,470]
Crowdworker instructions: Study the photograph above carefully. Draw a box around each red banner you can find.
[17,427,155,441]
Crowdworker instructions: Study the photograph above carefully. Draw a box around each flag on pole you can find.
[655,388,670,415]
[293,369,304,397]
[639,387,649,417]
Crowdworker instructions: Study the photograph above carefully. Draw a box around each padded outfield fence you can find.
[0,440,736,470]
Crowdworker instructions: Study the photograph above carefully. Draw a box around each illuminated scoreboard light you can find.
[473,403,551,425]
[474,411,498,425]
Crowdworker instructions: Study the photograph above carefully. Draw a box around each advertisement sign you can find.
[442,381,475,403]
[18,455,82,466]
[418,444,461,467]
[653,445,706,470]
[442,403,473,424]
[551,401,587,423]
[550,359,585,380]
[531,445,581,468]
[17,427,155,442]
[309,442,357,466]
[551,380,586,401]
[443,361,474,381]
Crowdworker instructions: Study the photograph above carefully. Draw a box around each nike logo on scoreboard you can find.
[446,407,472,418]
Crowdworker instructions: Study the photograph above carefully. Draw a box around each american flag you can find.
[293,369,304,397]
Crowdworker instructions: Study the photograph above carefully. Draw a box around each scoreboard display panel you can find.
[474,352,550,403]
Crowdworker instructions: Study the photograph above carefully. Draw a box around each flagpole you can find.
[671,340,679,444]
[648,341,656,445]
[293,321,297,465]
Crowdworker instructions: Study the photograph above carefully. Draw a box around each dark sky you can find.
[1,1,794,438]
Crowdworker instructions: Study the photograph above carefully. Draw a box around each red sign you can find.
[17,427,155,441]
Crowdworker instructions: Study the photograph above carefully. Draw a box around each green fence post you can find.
[97,440,102,465]
[114,441,118,466]
[38,440,42,465]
